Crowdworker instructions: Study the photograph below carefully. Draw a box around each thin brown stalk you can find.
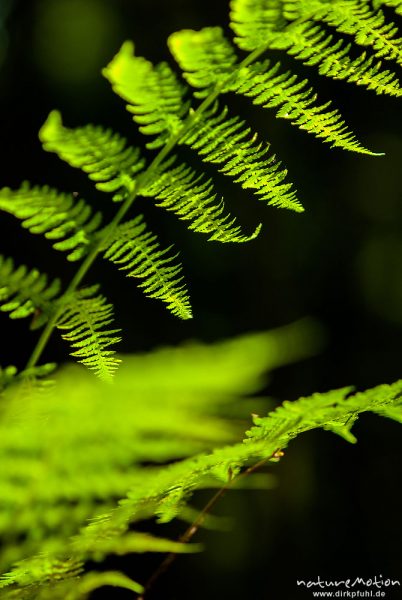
[138,450,284,599]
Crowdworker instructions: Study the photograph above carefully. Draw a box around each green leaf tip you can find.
[102,40,136,80]
[39,109,63,143]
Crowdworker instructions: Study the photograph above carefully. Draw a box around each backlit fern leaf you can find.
[102,216,192,319]
[142,162,262,242]
[103,41,189,149]
[181,105,302,212]
[0,256,60,326]
[169,27,239,98]
[228,60,378,153]
[230,0,288,50]
[39,111,146,203]
[0,184,102,262]
[56,288,121,381]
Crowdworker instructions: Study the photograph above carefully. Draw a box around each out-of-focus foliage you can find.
[0,321,401,598]
[0,321,314,596]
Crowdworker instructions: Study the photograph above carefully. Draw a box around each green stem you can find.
[24,43,270,371]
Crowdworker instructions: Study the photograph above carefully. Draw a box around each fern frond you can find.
[181,105,302,212]
[169,27,239,98]
[228,60,377,154]
[103,41,189,149]
[56,287,121,381]
[0,184,102,261]
[39,111,146,203]
[0,256,60,325]
[102,216,192,319]
[142,162,262,242]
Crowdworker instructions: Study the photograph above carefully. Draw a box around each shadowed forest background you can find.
[0,0,402,598]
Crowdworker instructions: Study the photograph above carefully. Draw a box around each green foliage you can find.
[1,1,402,597]
[103,41,188,149]
[0,256,60,327]
[141,162,262,242]
[0,324,401,598]
[102,216,192,320]
[40,111,146,203]
[181,104,302,211]
[0,185,102,262]
[56,287,122,381]
[2,0,402,377]
[169,27,376,153]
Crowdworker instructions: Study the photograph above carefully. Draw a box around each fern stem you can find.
[138,453,276,599]
[25,45,269,371]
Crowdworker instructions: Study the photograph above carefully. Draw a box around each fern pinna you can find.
[2,0,402,379]
[1,0,402,597]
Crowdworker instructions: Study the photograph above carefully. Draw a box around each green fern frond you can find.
[169,27,239,98]
[103,41,189,149]
[56,287,121,381]
[0,256,60,325]
[142,162,262,242]
[0,184,102,261]
[228,60,377,154]
[182,105,302,212]
[102,216,192,320]
[39,111,146,203]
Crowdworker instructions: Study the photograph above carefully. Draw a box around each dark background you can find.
[1,0,402,598]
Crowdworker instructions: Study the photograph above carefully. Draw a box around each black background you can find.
[1,1,402,598]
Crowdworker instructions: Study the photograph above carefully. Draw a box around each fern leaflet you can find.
[56,287,121,381]
[229,60,377,154]
[0,184,102,261]
[39,111,146,203]
[142,162,262,242]
[230,0,288,50]
[169,27,239,98]
[181,105,302,212]
[0,256,60,326]
[103,41,188,149]
[102,216,192,320]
